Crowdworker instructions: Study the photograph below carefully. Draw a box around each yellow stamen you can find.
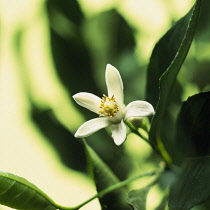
[99,94,119,117]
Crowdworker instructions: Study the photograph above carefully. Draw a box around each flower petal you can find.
[105,64,124,108]
[73,92,101,114]
[124,100,155,120]
[111,120,127,146]
[75,117,112,138]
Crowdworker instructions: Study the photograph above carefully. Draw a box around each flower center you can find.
[99,94,119,117]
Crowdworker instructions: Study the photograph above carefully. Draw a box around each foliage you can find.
[1,0,210,209]
[0,170,58,210]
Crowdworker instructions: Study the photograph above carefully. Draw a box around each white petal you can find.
[111,120,127,146]
[75,117,112,138]
[124,100,155,120]
[105,64,124,108]
[73,92,101,114]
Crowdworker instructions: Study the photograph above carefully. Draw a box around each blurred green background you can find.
[0,0,209,209]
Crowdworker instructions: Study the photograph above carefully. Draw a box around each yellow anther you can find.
[99,95,119,117]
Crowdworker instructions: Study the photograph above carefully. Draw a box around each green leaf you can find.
[127,169,165,210]
[174,91,210,164]
[127,187,150,210]
[0,170,58,210]
[47,0,84,26]
[146,0,202,108]
[148,0,203,162]
[31,106,86,172]
[46,0,100,100]
[169,157,210,209]
[83,141,131,210]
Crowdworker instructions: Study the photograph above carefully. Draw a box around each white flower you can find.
[73,64,155,146]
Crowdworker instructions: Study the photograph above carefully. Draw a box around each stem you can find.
[57,168,163,210]
[126,121,161,156]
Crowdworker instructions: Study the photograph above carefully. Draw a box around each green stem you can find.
[126,121,161,156]
[57,168,163,210]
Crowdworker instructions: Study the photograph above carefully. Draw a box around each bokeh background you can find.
[0,0,209,209]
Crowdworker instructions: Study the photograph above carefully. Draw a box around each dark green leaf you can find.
[146,0,202,108]
[83,141,131,210]
[174,91,210,164]
[31,106,86,172]
[108,10,135,56]
[169,157,210,209]
[46,0,84,26]
[0,170,57,210]
[195,0,210,38]
[148,0,203,162]
[127,187,150,210]
[46,0,100,101]
[47,28,99,99]
[82,9,135,66]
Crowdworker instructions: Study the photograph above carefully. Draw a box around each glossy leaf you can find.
[146,0,202,108]
[169,157,210,209]
[174,91,210,164]
[127,187,150,210]
[83,141,131,210]
[148,0,203,162]
[0,170,57,210]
